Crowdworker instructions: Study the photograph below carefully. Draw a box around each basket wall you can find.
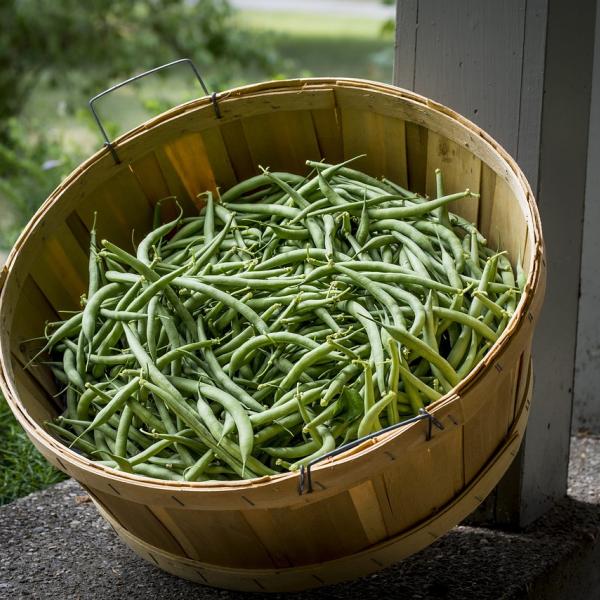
[0,79,545,592]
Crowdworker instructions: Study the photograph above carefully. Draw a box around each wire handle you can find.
[298,408,445,495]
[88,58,220,165]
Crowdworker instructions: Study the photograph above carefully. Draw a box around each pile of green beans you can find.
[38,157,524,482]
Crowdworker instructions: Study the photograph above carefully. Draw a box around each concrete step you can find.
[1,435,599,599]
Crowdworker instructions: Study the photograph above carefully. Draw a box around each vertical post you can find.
[394,0,596,526]
[574,6,600,433]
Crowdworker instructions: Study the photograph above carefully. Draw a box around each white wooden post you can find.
[394,0,597,525]
[574,6,600,433]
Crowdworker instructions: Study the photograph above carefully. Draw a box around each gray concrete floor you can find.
[1,435,599,599]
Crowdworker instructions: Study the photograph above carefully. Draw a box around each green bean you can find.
[262,439,320,459]
[336,263,457,294]
[289,425,335,470]
[302,398,342,434]
[369,189,477,220]
[82,283,122,349]
[79,377,140,437]
[337,301,385,395]
[137,205,182,265]
[26,312,84,369]
[219,172,304,203]
[334,265,405,329]
[222,202,300,220]
[88,213,100,298]
[198,385,255,471]
[135,366,260,479]
[63,348,85,391]
[377,321,460,389]
[397,361,441,403]
[114,404,134,457]
[305,160,395,194]
[414,220,464,272]
[250,387,323,427]
[196,315,265,412]
[517,258,527,291]
[357,391,396,438]
[305,193,403,218]
[186,213,234,275]
[433,306,499,342]
[184,450,214,482]
[228,332,319,373]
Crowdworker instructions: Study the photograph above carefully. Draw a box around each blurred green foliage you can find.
[0,119,77,248]
[0,0,278,129]
[0,0,279,249]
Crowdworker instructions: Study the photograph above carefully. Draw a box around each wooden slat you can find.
[240,508,296,569]
[9,276,59,398]
[480,174,526,260]
[11,359,58,424]
[478,163,497,239]
[311,108,343,164]
[348,480,388,545]
[148,505,204,562]
[91,489,187,556]
[515,351,532,421]
[162,129,238,206]
[462,366,517,484]
[369,473,395,537]
[153,147,197,214]
[219,88,335,121]
[129,151,177,221]
[164,132,217,205]
[219,120,257,182]
[242,111,320,175]
[405,122,429,195]
[130,152,170,200]
[76,169,154,253]
[381,424,464,535]
[511,351,526,424]
[201,127,238,192]
[166,508,275,568]
[425,132,481,221]
[244,493,369,567]
[339,108,409,186]
[66,212,91,255]
[29,222,88,312]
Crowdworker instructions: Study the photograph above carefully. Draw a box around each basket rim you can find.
[0,77,545,495]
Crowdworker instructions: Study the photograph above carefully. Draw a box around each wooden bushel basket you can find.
[0,77,545,592]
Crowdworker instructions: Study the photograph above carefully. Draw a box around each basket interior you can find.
[1,80,538,434]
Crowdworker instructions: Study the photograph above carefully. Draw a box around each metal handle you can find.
[88,58,220,165]
[298,408,445,495]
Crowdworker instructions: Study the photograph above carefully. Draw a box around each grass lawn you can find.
[237,10,393,82]
[0,394,66,505]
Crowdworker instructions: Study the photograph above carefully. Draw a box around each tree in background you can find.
[0,0,279,247]
[0,0,277,129]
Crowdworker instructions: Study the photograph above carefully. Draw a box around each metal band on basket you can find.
[298,408,445,495]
